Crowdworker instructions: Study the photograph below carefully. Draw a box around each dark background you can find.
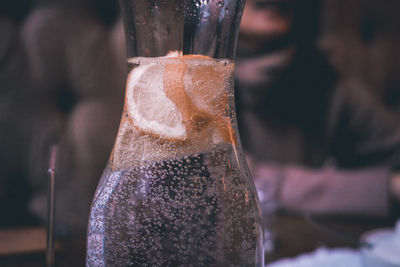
[0,0,399,227]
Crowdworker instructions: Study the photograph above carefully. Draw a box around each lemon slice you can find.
[125,62,187,140]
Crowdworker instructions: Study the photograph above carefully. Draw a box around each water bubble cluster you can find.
[87,144,262,266]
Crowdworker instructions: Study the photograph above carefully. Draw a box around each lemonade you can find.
[86,54,263,266]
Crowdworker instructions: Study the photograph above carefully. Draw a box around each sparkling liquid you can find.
[86,56,263,266]
[87,144,263,266]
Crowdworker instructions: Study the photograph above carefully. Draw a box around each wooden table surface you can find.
[0,214,392,266]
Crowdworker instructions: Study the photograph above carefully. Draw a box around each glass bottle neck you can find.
[113,0,246,170]
[119,0,245,59]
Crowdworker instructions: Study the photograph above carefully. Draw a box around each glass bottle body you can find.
[87,0,263,266]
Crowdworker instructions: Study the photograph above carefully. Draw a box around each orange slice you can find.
[125,53,235,144]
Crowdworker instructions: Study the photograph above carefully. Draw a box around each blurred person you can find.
[235,0,400,219]
[20,0,125,234]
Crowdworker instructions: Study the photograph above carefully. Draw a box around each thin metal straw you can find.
[46,145,58,267]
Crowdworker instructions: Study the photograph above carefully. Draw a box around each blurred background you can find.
[0,0,400,265]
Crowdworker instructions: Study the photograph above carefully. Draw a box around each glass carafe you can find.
[86,0,264,266]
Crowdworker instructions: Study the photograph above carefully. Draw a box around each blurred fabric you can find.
[22,5,126,232]
[0,0,399,233]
